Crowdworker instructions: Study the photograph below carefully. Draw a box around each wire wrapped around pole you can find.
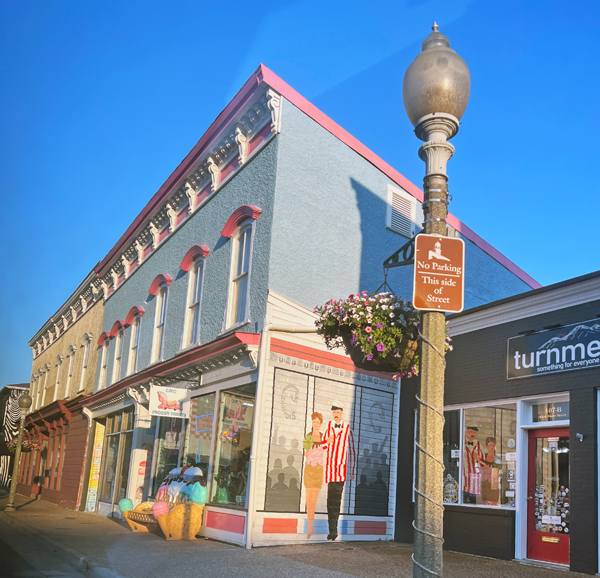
[411,330,447,577]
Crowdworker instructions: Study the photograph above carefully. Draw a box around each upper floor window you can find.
[78,334,92,393]
[98,340,109,390]
[182,259,205,348]
[127,316,141,375]
[151,285,168,363]
[124,306,145,376]
[65,345,77,398]
[39,365,50,408]
[226,222,253,328]
[112,330,124,384]
[53,356,64,401]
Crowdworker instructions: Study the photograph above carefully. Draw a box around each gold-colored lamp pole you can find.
[5,393,33,512]
[402,23,470,578]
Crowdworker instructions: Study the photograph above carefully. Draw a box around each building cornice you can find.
[29,274,102,360]
[93,82,281,301]
[81,332,260,407]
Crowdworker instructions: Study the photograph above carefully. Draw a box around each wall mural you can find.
[0,389,22,487]
[264,368,393,539]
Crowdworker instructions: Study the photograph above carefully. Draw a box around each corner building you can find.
[26,65,536,547]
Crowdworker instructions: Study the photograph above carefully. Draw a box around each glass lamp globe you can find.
[403,23,471,127]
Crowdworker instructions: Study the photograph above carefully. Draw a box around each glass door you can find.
[527,427,569,564]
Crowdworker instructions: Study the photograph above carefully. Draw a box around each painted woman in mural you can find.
[303,412,325,539]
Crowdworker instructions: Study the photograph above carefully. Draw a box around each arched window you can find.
[182,256,206,348]
[151,284,169,363]
[112,329,124,384]
[78,333,93,393]
[53,355,64,402]
[65,345,77,398]
[126,307,144,376]
[98,341,110,390]
[226,220,254,328]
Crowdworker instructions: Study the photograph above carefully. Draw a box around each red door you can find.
[527,428,569,564]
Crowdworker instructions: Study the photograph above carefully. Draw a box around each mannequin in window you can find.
[481,436,501,505]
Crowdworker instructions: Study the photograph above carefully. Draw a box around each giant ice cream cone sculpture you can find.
[152,500,171,540]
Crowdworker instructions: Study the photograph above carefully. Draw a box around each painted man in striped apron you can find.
[324,400,355,541]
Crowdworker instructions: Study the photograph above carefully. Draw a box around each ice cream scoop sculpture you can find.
[183,482,207,505]
[122,467,206,539]
[118,499,133,513]
[152,500,171,539]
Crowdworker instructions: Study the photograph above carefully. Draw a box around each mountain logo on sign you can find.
[538,324,600,351]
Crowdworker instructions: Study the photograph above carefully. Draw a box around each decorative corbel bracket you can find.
[207,156,220,192]
[121,255,131,279]
[266,89,282,134]
[235,127,248,165]
[149,222,160,249]
[166,202,178,233]
[185,181,198,214]
[135,240,145,265]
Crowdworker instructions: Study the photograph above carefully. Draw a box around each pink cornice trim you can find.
[125,306,145,326]
[110,320,126,337]
[180,245,210,272]
[93,63,538,290]
[221,206,262,238]
[148,274,173,296]
[95,69,264,277]
[97,332,111,346]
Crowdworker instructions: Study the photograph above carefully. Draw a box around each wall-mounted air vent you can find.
[386,184,415,238]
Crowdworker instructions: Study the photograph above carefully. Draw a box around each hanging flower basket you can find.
[314,291,452,377]
[314,292,421,377]
[7,438,42,453]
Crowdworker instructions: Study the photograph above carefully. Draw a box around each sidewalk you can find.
[0,493,587,578]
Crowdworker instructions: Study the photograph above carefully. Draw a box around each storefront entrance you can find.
[527,427,570,565]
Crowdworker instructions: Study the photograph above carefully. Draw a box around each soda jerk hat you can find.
[331,400,344,411]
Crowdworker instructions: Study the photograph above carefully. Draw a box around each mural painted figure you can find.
[323,400,355,541]
[303,412,326,539]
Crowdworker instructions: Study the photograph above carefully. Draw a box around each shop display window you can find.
[443,403,517,507]
[182,393,216,476]
[210,384,255,507]
[98,407,134,505]
[152,417,185,496]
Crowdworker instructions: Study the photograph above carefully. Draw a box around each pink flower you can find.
[365,326,372,333]
[375,323,383,329]
[366,354,373,361]
[376,343,385,352]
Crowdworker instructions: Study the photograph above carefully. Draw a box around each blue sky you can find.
[1,0,598,385]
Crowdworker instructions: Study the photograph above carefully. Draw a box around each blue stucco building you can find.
[29,65,538,546]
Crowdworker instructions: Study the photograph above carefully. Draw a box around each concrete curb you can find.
[0,511,125,578]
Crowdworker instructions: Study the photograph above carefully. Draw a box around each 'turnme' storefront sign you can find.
[507,319,600,380]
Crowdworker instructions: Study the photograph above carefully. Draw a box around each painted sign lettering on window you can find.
[507,319,600,380]
[195,414,213,432]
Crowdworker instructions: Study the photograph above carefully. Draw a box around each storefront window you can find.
[443,404,517,507]
[98,407,134,505]
[211,384,255,507]
[462,404,517,507]
[182,393,216,475]
[152,417,185,495]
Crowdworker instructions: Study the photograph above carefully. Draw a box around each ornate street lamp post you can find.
[403,23,470,578]
[5,393,33,512]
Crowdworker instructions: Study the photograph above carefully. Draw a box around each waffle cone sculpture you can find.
[152,501,171,540]
[165,503,204,540]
